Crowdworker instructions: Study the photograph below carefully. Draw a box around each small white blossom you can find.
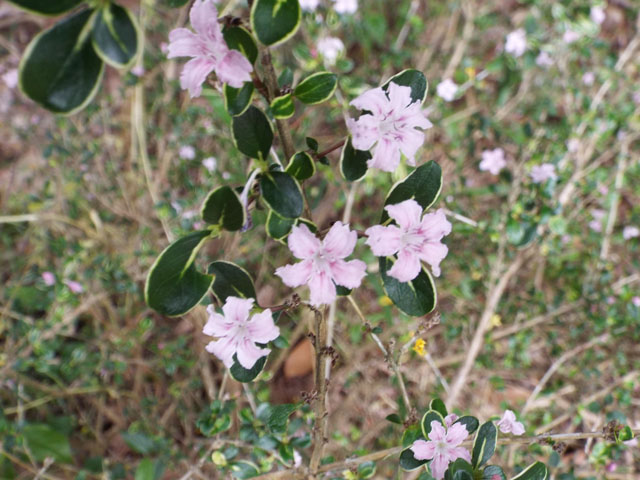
[436,79,458,102]
[505,29,527,57]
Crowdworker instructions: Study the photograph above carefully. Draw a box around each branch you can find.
[308,307,329,476]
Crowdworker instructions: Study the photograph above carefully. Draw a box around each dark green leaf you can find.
[91,3,139,68]
[429,398,447,418]
[19,9,104,114]
[380,257,436,316]
[232,106,273,160]
[222,25,258,64]
[294,72,338,105]
[340,136,370,182]
[7,0,83,15]
[447,459,474,480]
[402,424,424,447]
[358,461,376,479]
[201,185,245,231]
[270,93,295,119]
[230,354,267,383]
[382,161,443,222]
[455,416,480,435]
[266,209,294,241]
[482,465,506,480]
[196,400,235,437]
[134,459,154,480]
[260,171,303,219]
[121,432,156,455]
[383,69,428,104]
[386,413,402,424]
[399,447,427,471]
[224,82,255,116]
[420,410,445,439]
[23,424,73,464]
[207,261,256,302]
[162,0,189,6]
[472,421,498,469]
[336,285,351,296]
[306,137,319,151]
[250,0,301,47]
[286,151,316,181]
[265,404,299,432]
[511,462,548,480]
[144,230,214,316]
[230,460,260,479]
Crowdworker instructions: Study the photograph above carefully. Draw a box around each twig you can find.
[308,307,329,477]
[599,141,629,260]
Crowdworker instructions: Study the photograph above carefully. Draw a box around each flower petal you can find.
[205,337,235,367]
[329,259,366,289]
[386,82,413,111]
[180,56,215,98]
[428,421,446,442]
[350,86,388,116]
[445,423,469,445]
[323,221,357,258]
[203,309,232,337]
[347,116,379,152]
[308,271,336,306]
[236,337,269,369]
[190,0,221,40]
[216,50,253,88]
[388,249,422,282]
[167,28,203,58]
[410,439,435,461]
[275,259,313,287]
[449,446,471,463]
[222,296,254,324]
[430,452,449,480]
[368,137,401,172]
[365,224,402,257]
[247,309,280,343]
[385,199,423,230]
[288,224,322,259]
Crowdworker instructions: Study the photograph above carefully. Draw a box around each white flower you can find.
[535,51,553,68]
[333,0,357,14]
[179,145,196,160]
[2,69,18,89]
[582,72,595,86]
[202,156,217,172]
[563,29,580,44]
[505,29,527,57]
[479,148,507,175]
[591,6,606,25]
[436,79,458,102]
[317,37,345,64]
[567,138,580,153]
[530,163,557,183]
[623,226,640,240]
[299,0,320,10]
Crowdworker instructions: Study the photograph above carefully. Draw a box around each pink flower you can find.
[347,82,432,173]
[299,0,319,10]
[591,6,606,25]
[632,297,640,308]
[64,280,84,294]
[317,37,344,64]
[563,29,580,44]
[203,297,279,369]
[505,29,527,57]
[567,138,580,153]
[582,72,595,86]
[275,222,366,306]
[479,148,506,175]
[623,226,639,240]
[436,79,458,102]
[42,271,56,286]
[179,145,196,160]
[497,410,525,435]
[589,209,606,233]
[536,51,553,68]
[167,0,252,97]
[202,156,217,172]
[333,0,357,14]
[365,199,451,281]
[410,420,471,480]
[131,65,145,77]
[530,163,557,183]
[444,413,459,428]
[2,69,18,89]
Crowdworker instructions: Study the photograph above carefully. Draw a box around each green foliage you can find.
[222,25,259,64]
[232,106,274,160]
[208,261,257,302]
[251,0,301,47]
[7,0,83,15]
[383,69,428,103]
[380,257,436,316]
[91,3,140,68]
[224,83,256,116]
[201,185,246,231]
[471,421,498,469]
[22,424,73,464]
[286,152,316,181]
[340,137,371,182]
[294,72,338,105]
[270,93,295,119]
[259,171,304,219]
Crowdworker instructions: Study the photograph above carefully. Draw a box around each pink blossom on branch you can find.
[410,420,471,480]
[479,148,507,175]
[333,0,357,14]
[623,226,639,240]
[436,79,458,102]
[347,82,432,173]
[275,222,366,306]
[167,0,252,97]
[365,199,452,282]
[505,29,527,57]
[203,297,279,369]
[497,410,525,435]
[530,163,557,183]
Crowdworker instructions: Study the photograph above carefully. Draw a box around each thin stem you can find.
[315,139,346,159]
[308,307,329,476]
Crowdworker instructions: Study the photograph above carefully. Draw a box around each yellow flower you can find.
[489,314,502,329]
[465,67,476,79]
[413,338,426,356]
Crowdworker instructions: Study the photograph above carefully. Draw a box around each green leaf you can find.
[7,0,83,15]
[230,460,260,479]
[399,447,427,471]
[286,151,316,181]
[380,257,436,316]
[358,461,376,479]
[260,171,303,219]
[483,465,506,480]
[471,421,498,469]
[382,161,443,222]
[455,416,480,435]
[306,137,319,151]
[293,72,338,105]
[383,69,428,104]
[91,3,140,68]
[229,354,267,383]
[402,424,424,447]
[265,404,299,433]
[270,93,295,119]
[201,185,246,231]
[446,459,474,480]
[19,9,104,114]
[232,106,273,160]
[250,0,301,47]
[420,410,445,439]
[144,230,214,317]
[134,459,154,480]
[429,398,447,418]
[340,136,371,182]
[196,400,235,437]
[23,424,73,464]
[386,413,402,424]
[222,25,258,64]
[207,261,256,302]
[121,432,156,455]
[224,82,255,116]
[506,218,537,247]
[266,209,294,241]
[510,462,548,480]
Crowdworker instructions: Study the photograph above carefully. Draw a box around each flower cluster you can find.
[411,420,471,480]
